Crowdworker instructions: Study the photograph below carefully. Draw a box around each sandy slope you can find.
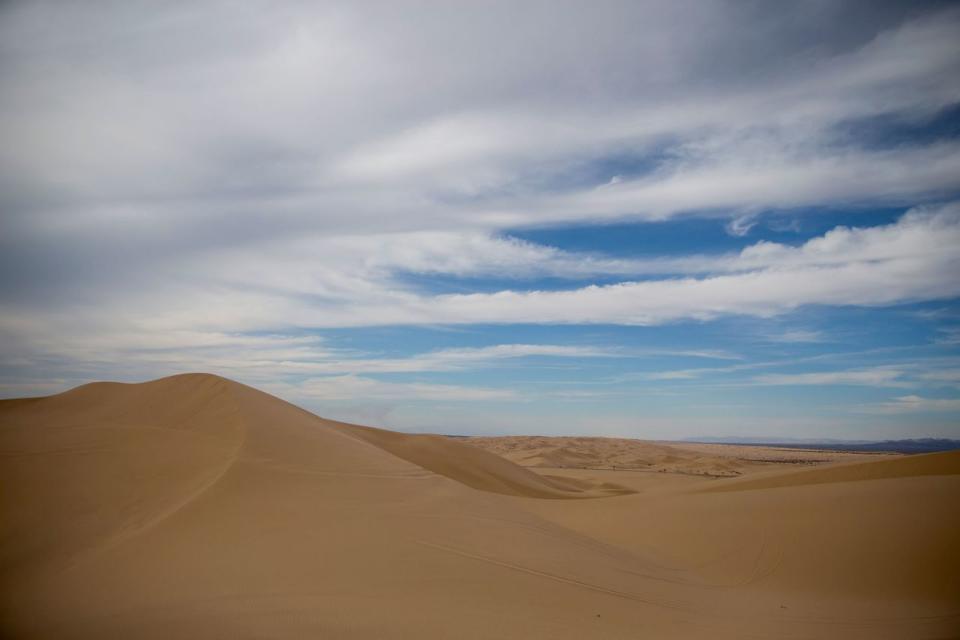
[344,424,631,498]
[1,374,958,639]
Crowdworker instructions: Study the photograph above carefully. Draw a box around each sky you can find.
[1,0,959,440]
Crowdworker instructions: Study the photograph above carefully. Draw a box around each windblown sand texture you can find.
[2,374,958,638]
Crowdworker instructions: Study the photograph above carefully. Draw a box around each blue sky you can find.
[1,1,959,439]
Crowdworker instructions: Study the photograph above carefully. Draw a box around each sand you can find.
[1,374,958,638]
[467,434,894,477]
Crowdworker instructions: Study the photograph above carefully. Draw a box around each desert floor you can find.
[2,374,958,639]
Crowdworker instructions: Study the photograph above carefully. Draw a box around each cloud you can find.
[264,375,516,402]
[286,344,741,376]
[916,369,960,388]
[2,3,959,235]
[936,327,960,346]
[762,330,825,343]
[265,344,622,375]
[753,367,909,388]
[647,370,702,381]
[0,334,621,396]
[370,205,960,327]
[725,213,758,237]
[871,395,960,413]
[504,141,960,226]
[1,1,960,412]
[0,327,339,396]
[4,204,959,380]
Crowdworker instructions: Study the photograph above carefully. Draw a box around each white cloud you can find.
[5,204,959,352]
[647,370,702,381]
[725,213,758,237]
[2,2,960,412]
[183,201,960,302]
[763,330,824,344]
[264,375,516,402]
[0,332,622,395]
[753,367,909,388]
[503,141,960,226]
[2,4,959,237]
[386,207,960,326]
[872,395,960,413]
[262,344,622,375]
[286,344,741,376]
[916,369,960,388]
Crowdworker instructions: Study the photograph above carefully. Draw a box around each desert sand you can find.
[2,373,958,639]
[466,435,893,477]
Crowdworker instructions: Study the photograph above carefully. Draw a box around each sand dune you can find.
[2,374,958,638]
[697,448,960,491]
[466,434,886,477]
[340,424,631,499]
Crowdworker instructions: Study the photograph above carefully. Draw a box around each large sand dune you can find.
[2,374,958,638]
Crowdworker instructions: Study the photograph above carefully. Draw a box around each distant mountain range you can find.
[683,437,960,454]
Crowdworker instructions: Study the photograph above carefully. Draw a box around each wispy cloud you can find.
[265,375,516,403]
[870,395,960,413]
[936,327,960,346]
[725,213,759,237]
[762,330,825,344]
[753,367,910,388]
[916,369,960,388]
[267,344,622,375]
[639,350,953,386]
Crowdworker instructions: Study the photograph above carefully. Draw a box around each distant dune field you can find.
[2,374,958,639]
[466,435,893,477]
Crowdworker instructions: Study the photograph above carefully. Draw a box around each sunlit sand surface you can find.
[2,374,958,638]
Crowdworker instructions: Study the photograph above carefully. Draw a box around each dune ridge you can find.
[2,373,958,639]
